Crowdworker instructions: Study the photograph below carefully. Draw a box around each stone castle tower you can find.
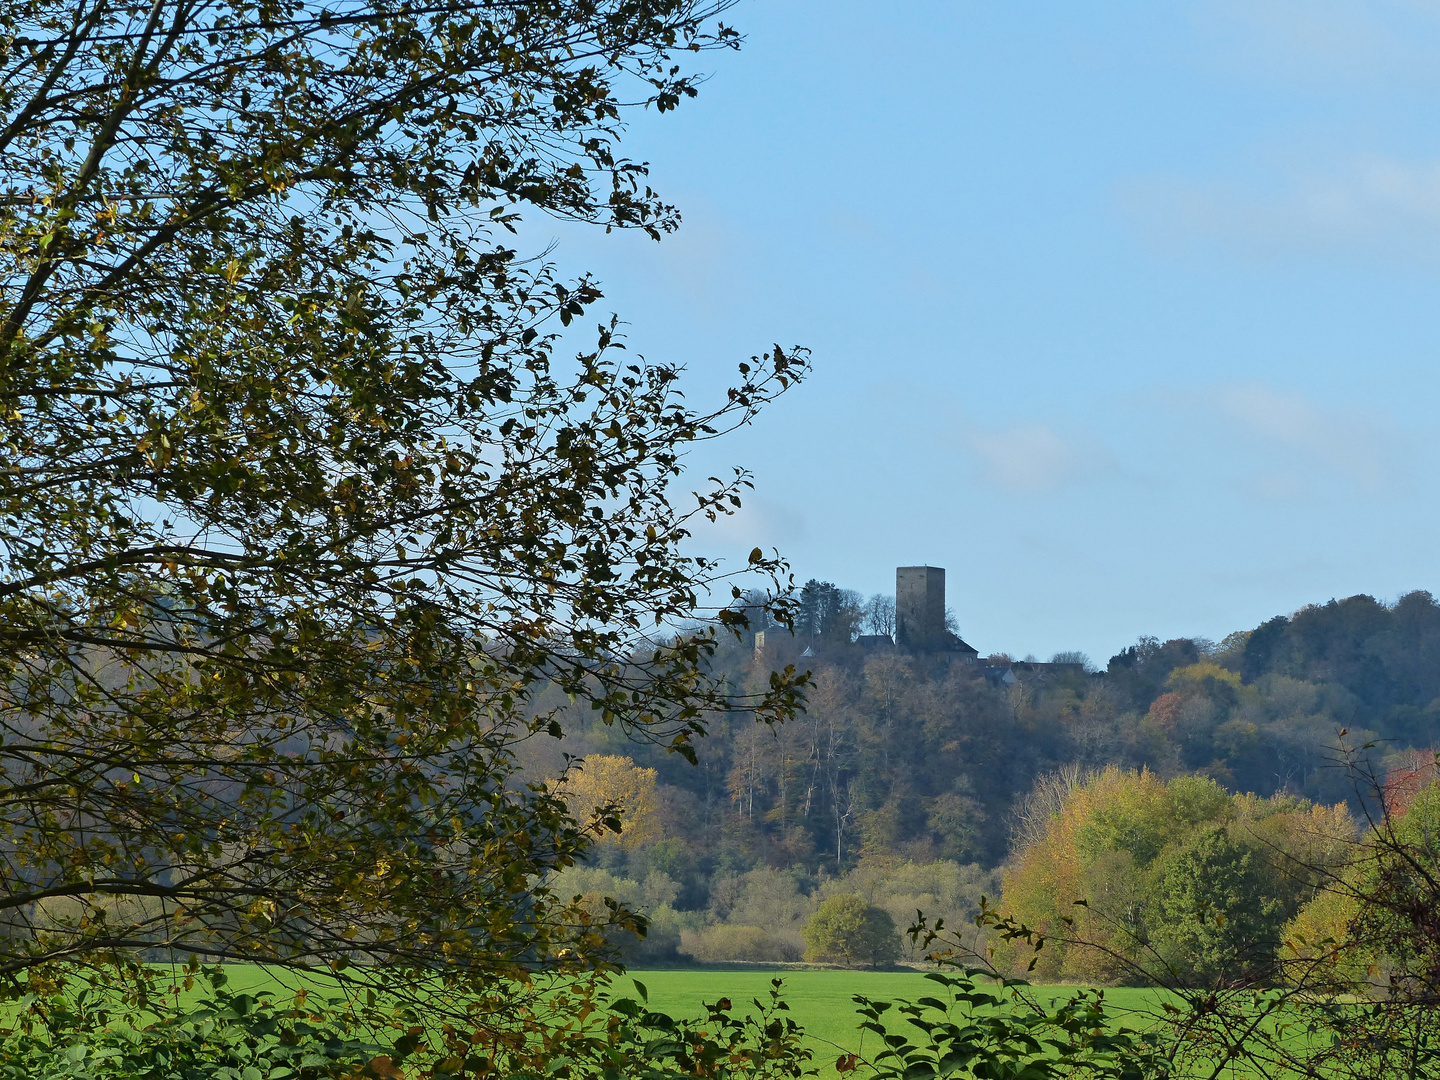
[895,565,947,651]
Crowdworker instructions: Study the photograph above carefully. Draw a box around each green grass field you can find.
[19,964,1241,1077]
[203,966,1170,1035]
[620,969,1172,1069]
[14,962,1335,1078]
[174,965,1174,1075]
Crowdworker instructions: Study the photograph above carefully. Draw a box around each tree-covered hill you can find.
[1238,592,1440,740]
[524,586,1440,964]
[1106,592,1440,799]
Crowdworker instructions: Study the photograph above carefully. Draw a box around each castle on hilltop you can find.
[892,565,978,659]
[755,564,1086,684]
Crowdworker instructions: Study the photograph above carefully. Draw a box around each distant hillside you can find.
[521,588,1440,964]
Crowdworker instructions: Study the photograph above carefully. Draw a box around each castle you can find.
[893,565,978,658]
[756,565,1086,684]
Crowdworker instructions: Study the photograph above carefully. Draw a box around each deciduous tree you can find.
[559,755,663,850]
[802,893,899,969]
[0,0,808,1015]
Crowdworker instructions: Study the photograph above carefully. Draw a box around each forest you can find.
[529,584,1440,970]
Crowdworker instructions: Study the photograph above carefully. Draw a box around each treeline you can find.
[521,586,1440,966]
[1107,590,1440,797]
[552,851,994,967]
[1001,767,1354,985]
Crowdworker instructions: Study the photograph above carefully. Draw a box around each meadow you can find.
[623,970,1169,1067]
[200,965,1173,1075]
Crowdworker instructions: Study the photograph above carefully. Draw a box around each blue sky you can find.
[541,0,1440,663]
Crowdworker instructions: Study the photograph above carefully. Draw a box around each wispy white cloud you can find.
[699,492,807,549]
[1179,381,1406,494]
[1125,2,1440,265]
[1122,155,1440,266]
[954,382,1410,503]
[964,423,1110,493]
[1195,0,1440,87]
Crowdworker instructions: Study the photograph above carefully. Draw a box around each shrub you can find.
[680,925,802,963]
[826,858,998,963]
[0,982,385,1080]
[550,867,684,964]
